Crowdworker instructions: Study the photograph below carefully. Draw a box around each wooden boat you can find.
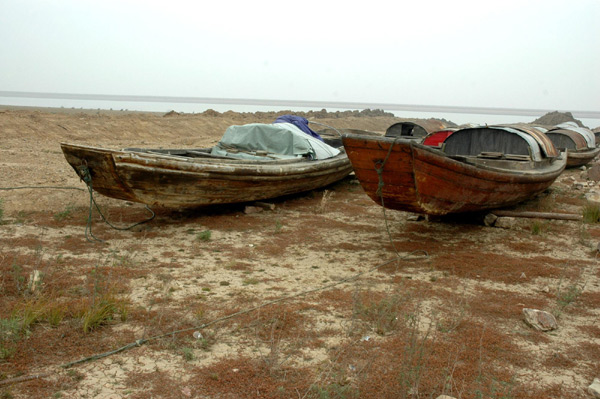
[593,127,600,145]
[542,122,600,168]
[385,120,449,139]
[342,125,566,215]
[61,125,353,208]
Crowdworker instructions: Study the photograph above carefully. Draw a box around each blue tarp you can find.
[273,115,323,141]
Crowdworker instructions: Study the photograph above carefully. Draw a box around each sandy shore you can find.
[0,107,599,398]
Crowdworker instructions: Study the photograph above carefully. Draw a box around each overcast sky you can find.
[1,0,599,117]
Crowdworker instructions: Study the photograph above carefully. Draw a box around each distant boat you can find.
[385,120,449,140]
[61,122,353,208]
[342,125,566,215]
[593,127,600,144]
[541,122,600,168]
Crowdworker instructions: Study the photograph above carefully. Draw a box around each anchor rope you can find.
[373,137,406,258]
[76,165,155,243]
[0,186,85,191]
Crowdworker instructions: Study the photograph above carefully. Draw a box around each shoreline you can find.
[2,102,599,129]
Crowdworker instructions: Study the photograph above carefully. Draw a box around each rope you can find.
[77,165,155,243]
[0,171,153,242]
[373,137,406,258]
[307,120,343,136]
[59,250,428,369]
[0,186,84,191]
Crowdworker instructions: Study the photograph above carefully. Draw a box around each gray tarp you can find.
[211,122,340,160]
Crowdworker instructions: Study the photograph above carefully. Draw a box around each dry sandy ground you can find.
[0,107,599,399]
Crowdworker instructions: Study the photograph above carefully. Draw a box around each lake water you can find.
[1,95,599,129]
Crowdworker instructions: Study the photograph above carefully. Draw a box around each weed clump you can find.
[0,317,20,359]
[582,202,600,223]
[81,294,129,333]
[197,230,212,241]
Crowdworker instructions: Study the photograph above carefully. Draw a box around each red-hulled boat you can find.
[342,125,566,215]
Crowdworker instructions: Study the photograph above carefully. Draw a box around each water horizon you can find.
[1,92,599,129]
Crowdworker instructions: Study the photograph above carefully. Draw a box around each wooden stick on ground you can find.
[491,210,582,221]
[0,373,50,386]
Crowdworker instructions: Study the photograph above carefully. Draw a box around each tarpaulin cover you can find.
[211,123,340,160]
[273,115,323,141]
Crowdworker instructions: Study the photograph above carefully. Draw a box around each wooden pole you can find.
[0,373,50,386]
[491,210,582,221]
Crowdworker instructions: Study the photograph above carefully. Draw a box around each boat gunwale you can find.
[566,146,600,159]
[60,142,351,176]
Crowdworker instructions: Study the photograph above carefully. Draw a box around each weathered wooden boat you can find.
[593,127,600,145]
[342,125,566,215]
[542,122,600,168]
[61,122,353,208]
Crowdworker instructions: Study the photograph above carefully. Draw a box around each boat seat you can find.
[185,150,240,160]
[504,154,531,161]
[476,152,531,161]
[478,152,503,159]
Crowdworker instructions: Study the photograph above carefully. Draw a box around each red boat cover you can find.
[423,129,456,147]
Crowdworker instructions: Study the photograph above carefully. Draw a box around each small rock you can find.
[494,216,516,229]
[586,191,600,205]
[574,182,585,190]
[522,308,558,331]
[588,165,600,181]
[541,286,550,293]
[436,395,457,399]
[483,213,498,227]
[244,205,263,214]
[588,378,600,398]
[407,215,424,221]
[520,272,526,279]
[253,201,275,211]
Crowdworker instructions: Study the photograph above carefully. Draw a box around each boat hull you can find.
[342,134,566,215]
[61,143,353,208]
[566,146,600,168]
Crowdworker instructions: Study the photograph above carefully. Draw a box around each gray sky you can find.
[1,0,599,116]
